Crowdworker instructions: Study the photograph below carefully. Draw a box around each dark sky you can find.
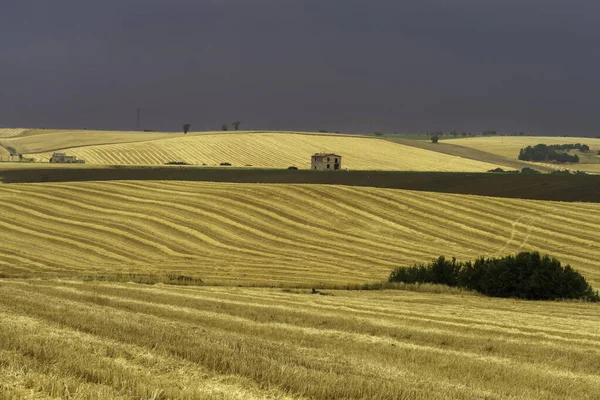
[2,1,600,135]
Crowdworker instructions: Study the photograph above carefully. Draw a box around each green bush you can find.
[520,167,541,174]
[389,252,599,301]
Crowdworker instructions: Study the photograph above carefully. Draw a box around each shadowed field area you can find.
[1,280,599,399]
[1,181,599,286]
[2,167,600,202]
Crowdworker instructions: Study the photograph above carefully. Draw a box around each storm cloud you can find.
[1,0,599,135]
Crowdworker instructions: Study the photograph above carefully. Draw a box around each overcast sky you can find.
[1,1,599,135]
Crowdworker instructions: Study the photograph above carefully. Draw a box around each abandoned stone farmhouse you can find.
[49,152,85,163]
[311,153,342,170]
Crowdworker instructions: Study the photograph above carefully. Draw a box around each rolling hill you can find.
[0,128,29,138]
[445,136,600,172]
[1,181,599,286]
[0,129,188,154]
[21,131,508,171]
[0,145,9,161]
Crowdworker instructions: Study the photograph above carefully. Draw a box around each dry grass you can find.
[0,129,28,138]
[1,130,194,154]
[1,181,599,286]
[445,136,600,172]
[0,280,599,399]
[19,131,507,171]
[0,146,9,162]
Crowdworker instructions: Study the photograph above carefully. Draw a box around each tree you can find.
[232,121,241,131]
[221,124,228,131]
[374,132,384,137]
[182,124,191,134]
[431,134,439,143]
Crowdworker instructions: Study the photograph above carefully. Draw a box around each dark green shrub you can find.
[389,252,599,301]
[550,169,572,175]
[520,167,541,174]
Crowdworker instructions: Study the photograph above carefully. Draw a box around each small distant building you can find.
[9,153,23,162]
[49,152,85,163]
[311,153,341,170]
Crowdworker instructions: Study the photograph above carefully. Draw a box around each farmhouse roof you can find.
[312,153,341,157]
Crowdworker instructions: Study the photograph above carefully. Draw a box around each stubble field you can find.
[19,132,506,171]
[445,136,600,173]
[1,280,599,400]
[2,130,600,399]
[1,181,599,286]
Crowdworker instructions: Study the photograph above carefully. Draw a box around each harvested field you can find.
[385,137,556,172]
[0,146,9,162]
[1,130,187,154]
[0,128,28,138]
[23,132,507,171]
[445,136,600,172]
[0,181,599,286]
[0,280,599,400]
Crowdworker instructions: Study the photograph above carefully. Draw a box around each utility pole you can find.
[136,108,141,131]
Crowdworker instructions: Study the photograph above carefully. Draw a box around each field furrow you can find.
[0,280,599,399]
[24,132,507,171]
[0,181,599,286]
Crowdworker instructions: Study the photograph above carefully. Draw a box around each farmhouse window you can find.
[327,164,330,169]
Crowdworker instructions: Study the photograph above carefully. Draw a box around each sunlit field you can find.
[21,132,507,171]
[0,146,9,162]
[1,181,599,286]
[0,129,190,154]
[445,136,600,172]
[1,280,599,400]
[0,128,28,138]
[2,130,600,399]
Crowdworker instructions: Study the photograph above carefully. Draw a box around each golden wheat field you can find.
[1,181,599,286]
[0,146,9,162]
[0,128,28,138]
[1,279,599,400]
[445,136,600,172]
[0,130,190,154]
[21,132,507,171]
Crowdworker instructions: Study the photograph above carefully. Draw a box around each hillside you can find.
[385,137,556,172]
[0,129,191,154]
[22,132,507,171]
[2,280,599,400]
[1,181,599,286]
[0,145,9,161]
[0,128,28,138]
[445,136,600,172]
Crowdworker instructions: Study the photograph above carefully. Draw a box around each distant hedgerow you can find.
[389,252,599,301]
